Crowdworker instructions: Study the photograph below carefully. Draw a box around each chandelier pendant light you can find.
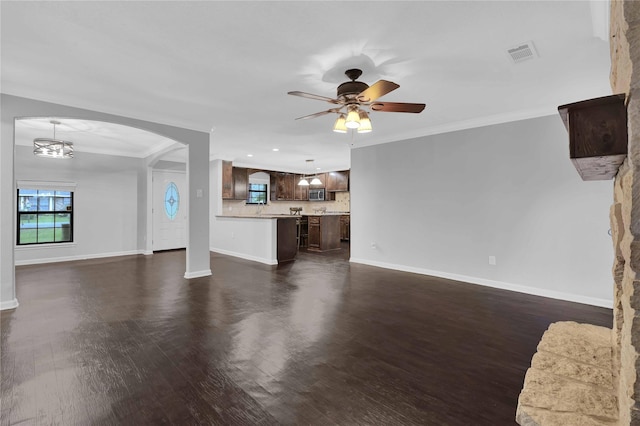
[33,120,74,159]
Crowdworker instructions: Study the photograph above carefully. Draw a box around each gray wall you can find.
[14,145,142,264]
[350,115,614,307]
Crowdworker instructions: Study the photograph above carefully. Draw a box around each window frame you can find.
[246,183,268,205]
[16,183,75,246]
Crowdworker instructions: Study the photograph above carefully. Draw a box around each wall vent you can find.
[507,41,537,64]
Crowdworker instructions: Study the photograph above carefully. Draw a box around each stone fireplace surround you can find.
[516,1,640,425]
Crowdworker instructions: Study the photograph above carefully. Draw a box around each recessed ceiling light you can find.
[272,148,279,152]
[247,154,253,157]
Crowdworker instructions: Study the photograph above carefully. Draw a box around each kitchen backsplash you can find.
[223,192,350,215]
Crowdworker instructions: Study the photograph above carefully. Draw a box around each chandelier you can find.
[33,120,74,159]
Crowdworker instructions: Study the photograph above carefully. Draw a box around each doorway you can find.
[153,169,187,251]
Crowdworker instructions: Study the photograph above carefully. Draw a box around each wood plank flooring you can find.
[1,245,612,425]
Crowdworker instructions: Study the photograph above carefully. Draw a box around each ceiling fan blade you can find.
[295,108,342,120]
[288,91,341,104]
[370,102,426,113]
[356,80,400,102]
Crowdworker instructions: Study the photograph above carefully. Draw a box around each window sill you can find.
[15,242,77,250]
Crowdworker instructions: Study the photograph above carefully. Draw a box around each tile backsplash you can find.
[223,192,350,215]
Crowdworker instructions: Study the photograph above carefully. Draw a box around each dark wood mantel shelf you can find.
[558,94,627,181]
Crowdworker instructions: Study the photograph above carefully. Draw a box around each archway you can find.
[1,94,211,310]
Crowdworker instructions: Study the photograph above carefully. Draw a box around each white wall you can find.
[14,146,141,264]
[350,115,614,307]
[210,160,278,264]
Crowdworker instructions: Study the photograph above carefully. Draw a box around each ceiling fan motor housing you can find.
[337,81,369,99]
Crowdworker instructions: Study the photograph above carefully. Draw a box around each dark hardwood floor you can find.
[1,244,612,425]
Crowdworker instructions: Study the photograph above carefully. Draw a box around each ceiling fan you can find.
[288,68,425,133]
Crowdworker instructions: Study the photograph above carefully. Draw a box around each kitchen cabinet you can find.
[327,170,349,192]
[222,161,233,199]
[233,167,248,200]
[277,217,297,263]
[307,215,341,252]
[340,215,350,241]
[309,172,327,187]
[271,172,295,201]
[294,174,308,201]
[221,162,248,200]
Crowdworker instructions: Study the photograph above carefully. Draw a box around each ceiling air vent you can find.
[507,41,537,64]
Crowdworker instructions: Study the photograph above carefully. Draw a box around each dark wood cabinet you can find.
[340,215,350,241]
[308,216,320,250]
[233,167,248,200]
[272,172,295,201]
[310,173,327,188]
[277,217,297,263]
[327,171,349,192]
[306,215,341,252]
[222,161,233,199]
[294,174,308,201]
[221,162,248,200]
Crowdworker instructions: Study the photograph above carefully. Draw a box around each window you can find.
[247,183,267,204]
[164,182,180,220]
[17,188,73,245]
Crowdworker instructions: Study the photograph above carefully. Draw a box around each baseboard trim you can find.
[184,269,212,279]
[210,247,278,265]
[349,258,613,309]
[0,298,19,311]
[15,250,145,266]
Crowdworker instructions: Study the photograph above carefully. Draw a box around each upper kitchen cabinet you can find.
[294,174,308,201]
[310,173,327,187]
[222,161,234,199]
[271,172,295,201]
[221,161,248,200]
[326,170,349,192]
[233,167,248,200]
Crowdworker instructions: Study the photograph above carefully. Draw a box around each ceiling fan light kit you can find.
[33,120,74,159]
[289,68,425,134]
[357,110,372,133]
[333,114,348,133]
[345,106,361,129]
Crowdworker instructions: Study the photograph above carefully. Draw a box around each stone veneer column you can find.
[610,1,640,424]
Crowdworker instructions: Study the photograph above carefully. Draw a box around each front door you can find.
[153,170,187,251]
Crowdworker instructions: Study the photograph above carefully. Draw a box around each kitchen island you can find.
[305,214,342,252]
[211,215,298,264]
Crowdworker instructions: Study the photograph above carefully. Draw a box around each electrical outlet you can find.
[231,232,235,239]
[488,256,496,266]
[370,242,377,249]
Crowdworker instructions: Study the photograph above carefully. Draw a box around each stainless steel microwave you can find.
[308,188,325,201]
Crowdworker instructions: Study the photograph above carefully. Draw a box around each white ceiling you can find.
[2,1,612,173]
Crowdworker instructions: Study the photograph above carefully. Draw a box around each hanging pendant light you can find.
[357,110,372,133]
[298,159,315,186]
[33,120,73,159]
[310,176,322,185]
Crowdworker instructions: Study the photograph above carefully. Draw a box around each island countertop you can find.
[216,213,349,219]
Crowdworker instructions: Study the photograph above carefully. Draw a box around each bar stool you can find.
[296,216,308,249]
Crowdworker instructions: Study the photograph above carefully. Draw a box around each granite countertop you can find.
[217,212,349,219]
